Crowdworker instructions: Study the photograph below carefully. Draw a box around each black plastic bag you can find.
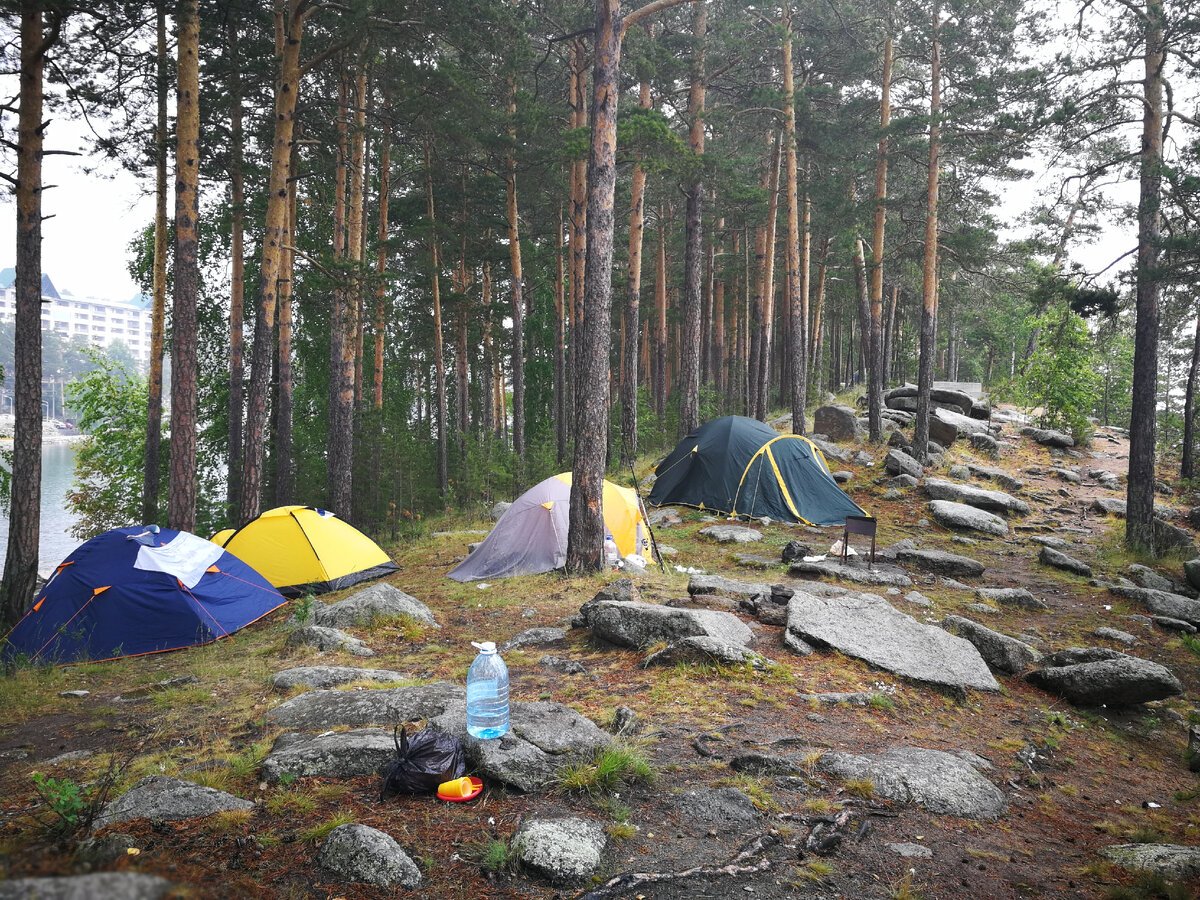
[380,725,467,799]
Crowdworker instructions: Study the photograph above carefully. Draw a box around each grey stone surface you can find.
[802,691,889,706]
[887,842,933,859]
[966,603,1000,616]
[785,590,999,691]
[430,700,611,792]
[1038,546,1092,578]
[270,666,408,692]
[1101,844,1200,880]
[0,874,173,900]
[1153,615,1197,633]
[948,464,971,480]
[698,524,762,544]
[286,625,375,657]
[513,817,606,882]
[940,615,1041,675]
[814,405,862,442]
[928,414,960,448]
[642,636,774,670]
[969,432,1000,456]
[923,479,1029,516]
[1031,536,1069,549]
[1021,427,1074,448]
[1153,519,1198,557]
[819,747,1006,820]
[783,629,815,656]
[896,548,985,579]
[1026,652,1183,706]
[885,449,924,478]
[501,627,568,651]
[314,583,438,629]
[887,474,920,489]
[318,823,421,888]
[809,436,852,463]
[966,465,1022,492]
[539,655,588,675]
[903,591,933,608]
[928,500,1008,536]
[647,507,683,526]
[730,753,804,776]
[832,470,854,483]
[1108,585,1200,626]
[1094,626,1137,646]
[266,682,463,729]
[1128,564,1174,592]
[688,573,770,600]
[788,558,913,587]
[96,776,253,828]
[584,599,753,650]
[976,587,1048,611]
[491,501,512,520]
[1184,558,1200,591]
[677,787,761,825]
[262,729,397,782]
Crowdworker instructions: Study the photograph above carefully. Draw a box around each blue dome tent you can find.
[2,527,287,665]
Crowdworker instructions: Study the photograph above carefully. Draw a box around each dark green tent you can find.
[648,416,866,526]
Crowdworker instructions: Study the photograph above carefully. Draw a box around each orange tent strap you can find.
[92,586,111,596]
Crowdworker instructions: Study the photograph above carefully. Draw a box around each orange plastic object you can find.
[436,776,483,802]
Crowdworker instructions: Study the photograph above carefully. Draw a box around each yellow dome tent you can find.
[212,506,397,596]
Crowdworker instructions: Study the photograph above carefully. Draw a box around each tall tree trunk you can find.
[505,74,526,481]
[373,125,390,409]
[225,18,245,521]
[622,74,651,467]
[143,0,168,525]
[1183,313,1200,479]
[168,0,200,532]
[0,1,54,625]
[867,32,892,442]
[782,9,806,435]
[241,0,308,525]
[757,132,782,420]
[1127,0,1164,550]
[679,0,706,435]
[425,141,449,496]
[275,148,297,506]
[653,213,668,417]
[327,71,354,515]
[482,262,496,437]
[555,208,568,463]
[713,258,726,403]
[912,5,941,463]
[809,236,829,395]
[567,40,589,443]
[884,283,899,387]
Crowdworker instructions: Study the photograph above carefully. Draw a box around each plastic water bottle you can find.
[466,641,509,739]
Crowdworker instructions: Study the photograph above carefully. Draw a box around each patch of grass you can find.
[719,774,778,812]
[150,685,212,710]
[890,871,925,900]
[800,751,825,777]
[801,797,839,815]
[187,766,234,793]
[606,821,637,841]
[266,790,317,816]
[459,837,513,873]
[1126,825,1167,844]
[299,810,355,844]
[206,809,253,833]
[842,778,876,799]
[794,859,835,883]
[1179,634,1200,658]
[1106,873,1195,900]
[557,745,654,796]
[1173,784,1200,803]
[867,694,897,712]
[0,664,70,725]
[228,740,271,780]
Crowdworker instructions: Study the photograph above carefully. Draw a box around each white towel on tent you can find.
[133,532,224,589]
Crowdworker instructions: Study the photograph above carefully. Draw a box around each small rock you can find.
[903,591,933,608]
[832,471,853,483]
[501,627,568,651]
[491,501,512,520]
[58,690,90,698]
[42,749,95,767]
[928,500,1008,537]
[539,655,587,675]
[948,465,970,480]
[642,636,774,670]
[976,587,1049,611]
[967,603,1001,616]
[885,449,924,479]
[512,817,606,882]
[1021,427,1074,448]
[96,776,253,829]
[730,753,803,776]
[1026,652,1183,706]
[699,524,763,544]
[896,548,985,579]
[0,874,173,900]
[887,474,920,489]
[677,787,760,825]
[1094,627,1136,646]
[318,823,422,888]
[1038,546,1092,578]
[270,666,408,691]
[887,842,933,859]
[1153,615,1197,634]
[610,706,640,735]
[314,583,439,629]
[286,625,375,657]
[1101,844,1200,880]
[781,540,812,563]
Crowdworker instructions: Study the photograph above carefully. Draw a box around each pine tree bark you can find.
[505,75,526,480]
[241,0,308,525]
[912,5,941,464]
[756,133,782,420]
[274,148,297,506]
[327,72,354,515]
[679,0,706,435]
[167,0,201,532]
[425,140,449,496]
[0,2,55,625]
[567,40,588,439]
[867,33,892,443]
[621,74,651,468]
[1127,0,1164,550]
[653,213,668,417]
[373,125,390,409]
[1183,312,1200,479]
[555,207,568,463]
[782,9,805,435]
[226,16,245,520]
[143,0,168,525]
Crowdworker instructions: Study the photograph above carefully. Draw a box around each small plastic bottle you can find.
[466,641,510,739]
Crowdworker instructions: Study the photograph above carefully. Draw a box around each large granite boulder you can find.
[501,627,569,651]
[1021,427,1074,448]
[789,557,913,588]
[896,548,985,579]
[885,386,975,417]
[969,432,1000,457]
[1038,546,1092,578]
[1101,844,1200,880]
[512,817,607,882]
[266,682,463,730]
[96,776,253,829]
[1108,585,1200,626]
[314,583,438,629]
[262,730,397,782]
[1184,558,1200,591]
[934,407,992,436]
[583,599,752,650]
[813,405,862,442]
[785,590,998,692]
[928,414,959,448]
[270,666,409,691]
[965,464,1022,492]
[1153,519,1199,558]
[688,573,770,601]
[0,874,173,900]
[318,824,422,888]
[819,747,1006,820]
[642,636,775,670]
[923,479,1029,516]
[975,587,1049,611]
[940,616,1041,675]
[1026,650,1183,706]
[885,448,924,479]
[928,501,1008,537]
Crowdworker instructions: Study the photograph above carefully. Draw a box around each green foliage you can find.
[64,352,159,538]
[557,745,654,796]
[30,772,88,833]
[1106,873,1194,900]
[299,810,355,843]
[459,837,514,873]
[1013,304,1099,444]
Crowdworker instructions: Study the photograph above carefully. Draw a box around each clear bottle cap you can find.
[471,641,497,654]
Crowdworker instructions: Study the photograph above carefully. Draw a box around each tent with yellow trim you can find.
[648,416,865,526]
[213,506,397,597]
[448,473,646,582]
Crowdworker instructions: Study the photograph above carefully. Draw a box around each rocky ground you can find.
[2,401,1200,899]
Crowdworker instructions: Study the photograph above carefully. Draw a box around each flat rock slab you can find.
[941,615,1040,675]
[923,479,1029,516]
[885,449,924,478]
[1128,564,1174,591]
[430,701,611,792]
[96,776,253,829]
[1094,627,1137,646]
[677,787,761,826]
[1102,844,1200,880]
[642,636,775,670]
[966,465,1022,492]
[887,842,933,859]
[0,874,174,900]
[819,747,1006,820]
[788,558,913,588]
[266,682,463,730]
[262,729,397,782]
[513,817,607,882]
[1022,427,1074,448]
[318,824,421,888]
[896,549,985,579]
[584,599,753,650]
[1108,585,1200,626]
[501,627,568,651]
[1026,653,1183,706]
[1039,546,1092,578]
[699,525,762,543]
[270,666,409,692]
[976,587,1049,611]
[688,573,770,599]
[928,501,1008,537]
[785,591,999,692]
[314,583,438,629]
[286,625,374,657]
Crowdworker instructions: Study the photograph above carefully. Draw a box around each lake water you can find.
[0,441,80,575]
